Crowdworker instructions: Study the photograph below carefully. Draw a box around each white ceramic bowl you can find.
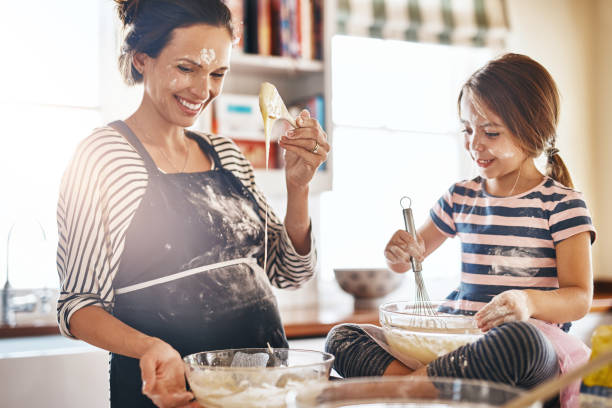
[333,268,404,310]
[183,348,334,408]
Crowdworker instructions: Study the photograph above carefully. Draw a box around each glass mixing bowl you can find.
[290,376,541,407]
[183,348,334,408]
[380,301,483,364]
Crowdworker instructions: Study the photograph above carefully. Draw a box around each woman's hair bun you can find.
[114,0,141,25]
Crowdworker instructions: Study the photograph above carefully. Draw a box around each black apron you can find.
[107,121,288,407]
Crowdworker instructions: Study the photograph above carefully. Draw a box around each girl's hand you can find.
[475,290,533,332]
[279,110,330,190]
[140,339,200,408]
[384,229,425,273]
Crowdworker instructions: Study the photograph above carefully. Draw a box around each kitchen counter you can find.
[3,280,612,339]
[0,303,379,339]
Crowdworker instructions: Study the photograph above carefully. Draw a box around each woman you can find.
[56,1,329,407]
[326,53,594,407]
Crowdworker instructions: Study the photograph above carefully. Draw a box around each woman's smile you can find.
[175,95,203,116]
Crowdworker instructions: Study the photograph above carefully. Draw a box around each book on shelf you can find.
[312,0,323,60]
[299,0,313,60]
[238,0,322,60]
[243,0,258,54]
[257,0,271,55]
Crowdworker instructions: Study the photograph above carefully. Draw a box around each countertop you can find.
[3,280,612,339]
[0,302,379,339]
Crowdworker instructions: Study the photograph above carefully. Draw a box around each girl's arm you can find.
[527,230,593,322]
[385,218,448,273]
[476,231,593,330]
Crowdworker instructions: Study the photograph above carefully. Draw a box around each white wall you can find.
[592,0,612,280]
[505,0,612,279]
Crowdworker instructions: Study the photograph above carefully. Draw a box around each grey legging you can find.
[325,320,559,389]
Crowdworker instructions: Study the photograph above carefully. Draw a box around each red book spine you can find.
[257,0,271,55]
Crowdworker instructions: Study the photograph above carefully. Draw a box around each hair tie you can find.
[547,147,559,157]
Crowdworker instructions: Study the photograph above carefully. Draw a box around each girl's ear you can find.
[132,52,148,75]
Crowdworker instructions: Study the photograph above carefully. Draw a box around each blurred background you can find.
[0,1,611,405]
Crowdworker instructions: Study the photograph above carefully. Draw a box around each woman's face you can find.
[137,24,232,128]
[459,94,528,181]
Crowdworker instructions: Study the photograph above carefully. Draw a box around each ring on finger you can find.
[311,141,320,154]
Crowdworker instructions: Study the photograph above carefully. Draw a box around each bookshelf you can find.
[193,0,334,197]
[230,53,324,75]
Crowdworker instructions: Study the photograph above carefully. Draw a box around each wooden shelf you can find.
[230,53,324,76]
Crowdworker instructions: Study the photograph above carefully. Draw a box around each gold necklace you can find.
[135,121,190,173]
[154,138,190,173]
[507,165,521,196]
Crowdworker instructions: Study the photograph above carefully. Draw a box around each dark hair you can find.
[458,53,573,188]
[114,0,234,85]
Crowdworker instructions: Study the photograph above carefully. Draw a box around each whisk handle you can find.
[402,207,422,273]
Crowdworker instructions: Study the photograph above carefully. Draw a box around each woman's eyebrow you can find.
[177,58,201,67]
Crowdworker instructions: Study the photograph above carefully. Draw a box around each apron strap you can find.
[185,130,224,170]
[108,120,161,174]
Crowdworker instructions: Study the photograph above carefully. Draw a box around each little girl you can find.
[326,53,595,406]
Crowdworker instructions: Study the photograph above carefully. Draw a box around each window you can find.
[0,0,103,289]
[320,35,493,300]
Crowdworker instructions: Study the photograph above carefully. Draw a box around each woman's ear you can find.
[132,52,148,76]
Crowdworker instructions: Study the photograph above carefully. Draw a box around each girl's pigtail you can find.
[546,147,574,188]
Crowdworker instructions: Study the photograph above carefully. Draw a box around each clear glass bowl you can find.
[183,348,334,408]
[291,376,541,407]
[380,301,483,364]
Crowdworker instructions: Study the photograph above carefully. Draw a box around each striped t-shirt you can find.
[56,126,316,338]
[430,176,596,322]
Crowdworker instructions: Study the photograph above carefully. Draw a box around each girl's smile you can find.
[461,96,525,177]
[459,93,544,197]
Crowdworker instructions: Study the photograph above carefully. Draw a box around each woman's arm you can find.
[71,306,197,408]
[71,306,161,358]
[284,183,311,255]
[385,218,448,273]
[280,110,330,255]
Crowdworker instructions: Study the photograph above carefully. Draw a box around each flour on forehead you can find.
[200,48,216,65]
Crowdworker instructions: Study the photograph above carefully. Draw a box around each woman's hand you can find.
[384,229,425,273]
[475,290,533,332]
[279,110,330,190]
[140,339,200,408]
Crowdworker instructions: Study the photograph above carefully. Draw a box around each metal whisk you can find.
[400,197,437,316]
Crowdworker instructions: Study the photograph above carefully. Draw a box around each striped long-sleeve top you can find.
[56,126,316,338]
[430,176,596,327]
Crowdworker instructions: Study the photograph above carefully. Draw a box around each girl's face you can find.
[136,24,232,128]
[460,94,529,181]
